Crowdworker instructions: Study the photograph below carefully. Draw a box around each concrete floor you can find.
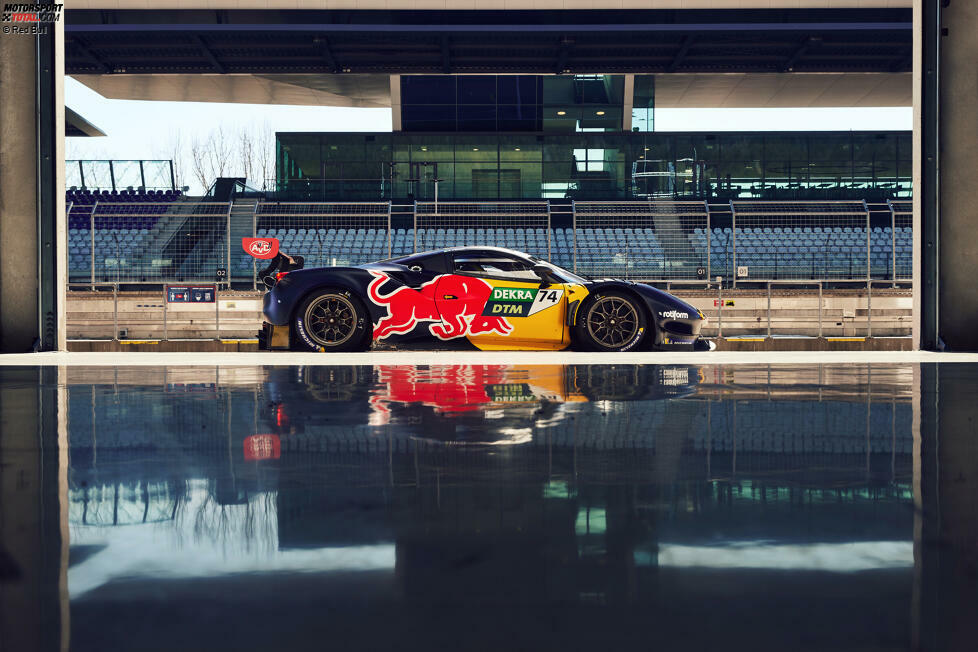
[2,350,977,365]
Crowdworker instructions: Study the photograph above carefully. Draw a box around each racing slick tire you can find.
[292,288,372,352]
[573,290,649,352]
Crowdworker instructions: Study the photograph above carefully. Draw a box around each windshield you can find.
[528,256,591,284]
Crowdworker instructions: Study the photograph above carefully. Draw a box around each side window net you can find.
[454,256,538,281]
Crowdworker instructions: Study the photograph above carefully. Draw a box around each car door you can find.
[435,250,569,350]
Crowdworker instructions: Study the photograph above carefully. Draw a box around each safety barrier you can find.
[66,280,909,342]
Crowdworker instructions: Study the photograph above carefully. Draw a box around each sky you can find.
[65,76,912,194]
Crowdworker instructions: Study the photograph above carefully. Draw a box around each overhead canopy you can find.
[71,71,911,109]
[65,8,912,76]
[65,106,106,137]
[71,74,391,108]
[654,73,911,109]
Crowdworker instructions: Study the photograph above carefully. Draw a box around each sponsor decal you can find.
[367,271,513,340]
[662,336,695,346]
[242,237,280,259]
[659,310,690,319]
[244,434,281,461]
[482,287,564,318]
[713,299,735,307]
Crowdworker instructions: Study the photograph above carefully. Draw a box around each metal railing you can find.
[66,279,910,342]
[65,198,915,288]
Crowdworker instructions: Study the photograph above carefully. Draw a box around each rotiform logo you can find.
[659,310,689,319]
[2,3,63,22]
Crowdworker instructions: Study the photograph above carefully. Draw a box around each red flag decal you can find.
[242,238,279,259]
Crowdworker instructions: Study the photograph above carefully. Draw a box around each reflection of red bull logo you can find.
[367,271,513,340]
[368,365,510,422]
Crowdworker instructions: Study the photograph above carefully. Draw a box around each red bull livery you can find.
[259,246,714,353]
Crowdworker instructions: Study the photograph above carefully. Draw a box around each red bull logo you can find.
[367,271,513,340]
[242,237,279,259]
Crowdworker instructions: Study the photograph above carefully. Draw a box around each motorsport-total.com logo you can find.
[2,3,61,34]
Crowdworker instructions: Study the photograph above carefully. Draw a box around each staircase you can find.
[228,198,259,280]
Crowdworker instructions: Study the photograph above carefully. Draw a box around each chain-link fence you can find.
[69,200,232,283]
[254,202,392,270]
[729,201,871,281]
[887,200,913,281]
[572,201,709,280]
[413,201,551,260]
[66,198,913,288]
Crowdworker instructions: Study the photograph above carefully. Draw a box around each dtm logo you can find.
[367,271,513,340]
[659,310,690,319]
[241,237,280,260]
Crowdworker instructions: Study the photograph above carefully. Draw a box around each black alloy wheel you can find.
[575,291,648,352]
[293,290,370,352]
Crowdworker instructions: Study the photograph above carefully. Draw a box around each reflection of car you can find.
[260,364,702,446]
[259,247,712,352]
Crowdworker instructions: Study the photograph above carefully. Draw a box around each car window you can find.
[384,251,447,274]
[453,253,540,281]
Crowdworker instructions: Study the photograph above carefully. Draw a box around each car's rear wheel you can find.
[574,291,648,352]
[292,289,371,352]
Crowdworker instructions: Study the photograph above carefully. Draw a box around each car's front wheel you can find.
[573,291,648,352]
[292,289,371,352]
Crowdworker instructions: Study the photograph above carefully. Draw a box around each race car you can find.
[258,246,712,353]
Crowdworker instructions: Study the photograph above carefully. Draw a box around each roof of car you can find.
[438,246,529,256]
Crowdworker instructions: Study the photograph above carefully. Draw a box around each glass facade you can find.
[275,131,911,202]
[631,75,655,132]
[401,75,625,133]
[67,160,176,191]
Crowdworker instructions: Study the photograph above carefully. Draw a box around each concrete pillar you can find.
[0,367,68,652]
[925,1,978,350]
[914,363,978,651]
[0,24,65,352]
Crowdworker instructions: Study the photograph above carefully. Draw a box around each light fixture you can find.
[421,146,427,151]
[595,110,605,116]
[557,110,567,116]
[514,147,521,151]
[473,147,479,151]
[644,147,650,150]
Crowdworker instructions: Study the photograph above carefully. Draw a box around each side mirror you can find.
[532,264,557,286]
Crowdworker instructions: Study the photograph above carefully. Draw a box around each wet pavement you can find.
[0,363,976,651]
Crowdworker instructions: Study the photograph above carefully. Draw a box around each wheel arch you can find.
[289,281,368,324]
[574,283,658,344]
